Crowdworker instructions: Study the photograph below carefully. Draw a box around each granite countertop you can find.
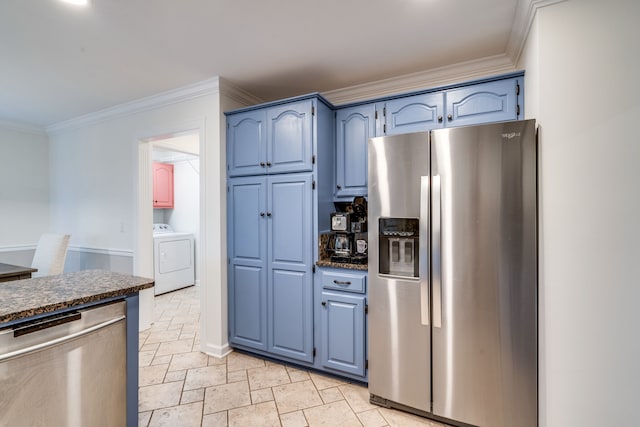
[0,270,154,325]
[316,259,368,271]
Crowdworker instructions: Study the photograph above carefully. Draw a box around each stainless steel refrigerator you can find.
[368,119,537,427]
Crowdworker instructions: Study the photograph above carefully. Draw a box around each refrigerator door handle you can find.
[432,174,442,328]
[419,176,430,326]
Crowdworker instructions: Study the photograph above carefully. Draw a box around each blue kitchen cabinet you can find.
[267,173,314,362]
[335,103,376,198]
[227,176,268,350]
[379,92,445,136]
[267,100,314,175]
[228,100,314,177]
[444,78,521,127]
[317,268,367,379]
[227,110,267,177]
[228,173,314,362]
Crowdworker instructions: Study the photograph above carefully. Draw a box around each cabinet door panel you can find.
[268,174,312,267]
[153,162,174,208]
[227,110,267,177]
[336,104,375,198]
[267,173,313,362]
[270,269,313,362]
[321,291,365,377]
[384,93,444,135]
[267,100,313,174]
[445,79,518,127]
[231,265,267,349]
[228,176,267,350]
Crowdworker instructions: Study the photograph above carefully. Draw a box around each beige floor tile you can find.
[184,364,227,390]
[227,369,247,383]
[357,409,389,427]
[208,355,227,366]
[145,329,181,344]
[228,401,280,427]
[164,369,187,382]
[139,410,152,427]
[140,364,169,387]
[139,350,156,367]
[319,386,345,404]
[287,366,311,382]
[203,380,251,414]
[202,411,228,427]
[227,351,266,371]
[168,351,209,371]
[156,338,195,356]
[181,388,205,404]
[139,381,184,412]
[250,388,274,404]
[247,364,291,390]
[339,384,378,413]
[141,342,160,352]
[152,354,173,365]
[309,372,348,390]
[280,410,309,427]
[378,408,444,426]
[304,400,362,427]
[149,402,203,427]
[272,379,323,414]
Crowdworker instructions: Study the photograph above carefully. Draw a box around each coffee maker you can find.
[327,197,368,264]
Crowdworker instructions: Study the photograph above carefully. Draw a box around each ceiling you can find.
[0,0,523,128]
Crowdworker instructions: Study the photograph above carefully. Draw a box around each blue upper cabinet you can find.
[380,92,445,136]
[445,78,521,127]
[228,99,314,177]
[335,103,376,198]
[227,110,267,177]
[267,100,314,175]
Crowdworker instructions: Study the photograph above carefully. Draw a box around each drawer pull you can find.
[333,280,351,286]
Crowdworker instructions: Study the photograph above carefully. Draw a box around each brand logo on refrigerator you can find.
[502,132,521,140]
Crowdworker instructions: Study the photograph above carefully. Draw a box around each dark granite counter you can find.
[0,269,154,325]
[316,259,368,271]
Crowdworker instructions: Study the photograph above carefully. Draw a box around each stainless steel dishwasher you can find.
[0,300,127,426]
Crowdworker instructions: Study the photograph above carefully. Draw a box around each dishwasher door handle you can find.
[0,315,125,362]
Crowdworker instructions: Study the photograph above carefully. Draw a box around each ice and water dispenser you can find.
[378,218,419,277]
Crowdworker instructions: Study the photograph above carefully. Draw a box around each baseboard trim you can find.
[201,342,233,359]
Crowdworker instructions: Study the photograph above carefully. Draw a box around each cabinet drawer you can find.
[321,270,366,293]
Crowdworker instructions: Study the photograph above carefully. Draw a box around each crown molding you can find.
[218,77,264,107]
[323,54,516,106]
[0,119,46,136]
[506,0,567,64]
[46,77,222,135]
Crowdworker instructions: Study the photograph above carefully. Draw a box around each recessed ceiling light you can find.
[60,0,89,5]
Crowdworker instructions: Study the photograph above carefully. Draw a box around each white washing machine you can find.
[153,224,195,295]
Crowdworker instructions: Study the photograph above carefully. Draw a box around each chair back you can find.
[31,234,71,277]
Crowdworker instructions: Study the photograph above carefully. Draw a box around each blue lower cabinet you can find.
[320,291,366,377]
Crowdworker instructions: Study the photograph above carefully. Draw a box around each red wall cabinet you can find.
[153,162,174,208]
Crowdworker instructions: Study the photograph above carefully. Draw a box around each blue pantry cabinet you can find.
[334,73,524,199]
[226,94,335,366]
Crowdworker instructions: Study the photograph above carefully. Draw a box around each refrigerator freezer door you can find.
[430,120,537,427]
[368,132,431,412]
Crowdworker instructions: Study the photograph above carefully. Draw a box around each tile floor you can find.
[138,286,451,427]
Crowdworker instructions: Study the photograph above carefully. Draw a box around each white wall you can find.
[519,1,640,426]
[0,123,50,253]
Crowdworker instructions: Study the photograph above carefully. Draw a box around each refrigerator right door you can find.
[430,120,537,427]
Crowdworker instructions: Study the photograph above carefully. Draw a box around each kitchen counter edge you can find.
[0,270,154,325]
[316,259,368,271]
